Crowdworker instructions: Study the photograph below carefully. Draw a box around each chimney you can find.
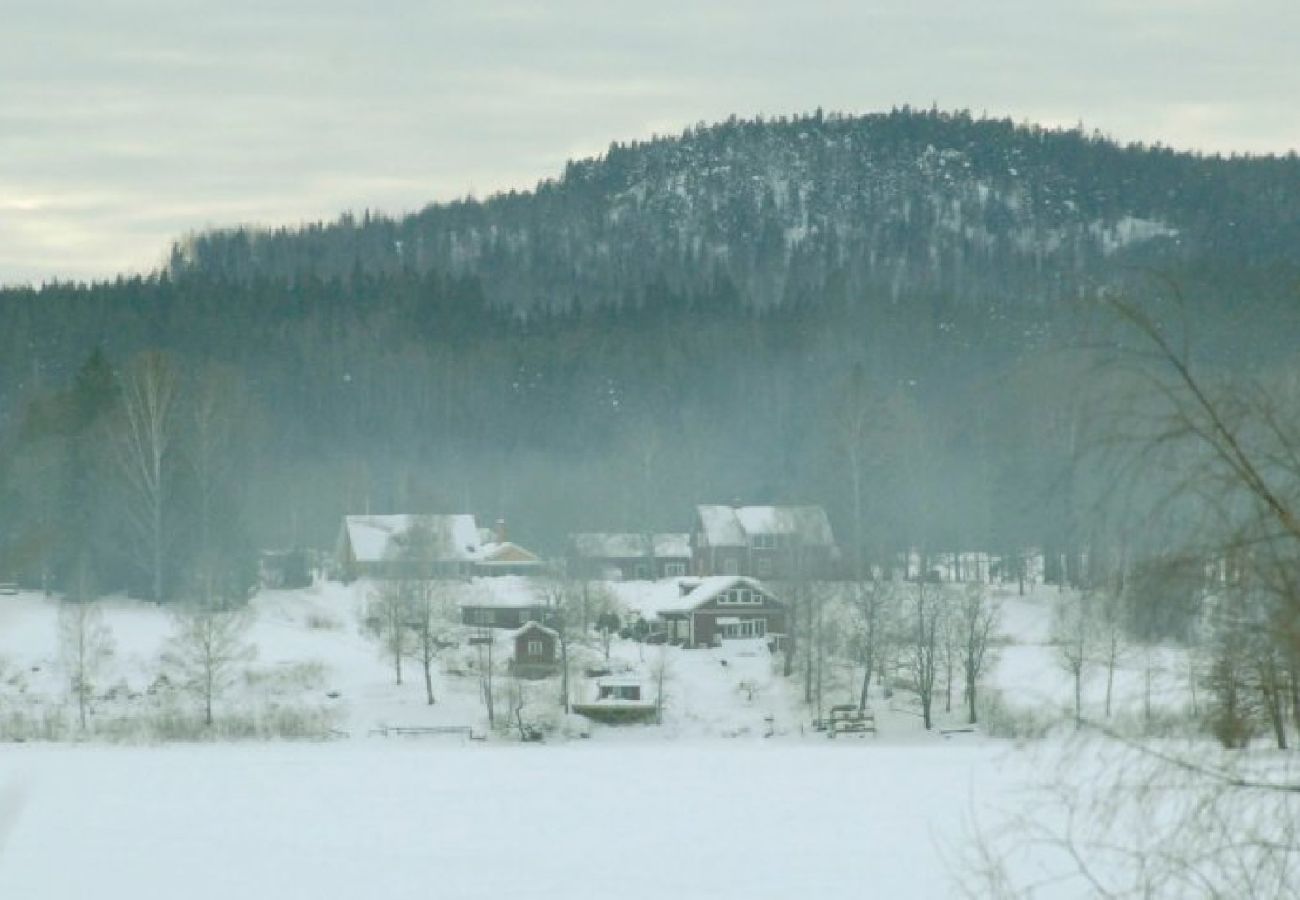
[494,518,507,544]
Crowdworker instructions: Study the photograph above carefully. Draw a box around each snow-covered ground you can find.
[0,741,1021,900]
[0,576,1228,897]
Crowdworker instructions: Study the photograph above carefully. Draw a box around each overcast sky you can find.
[3,0,1297,285]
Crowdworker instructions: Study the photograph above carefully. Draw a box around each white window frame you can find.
[526,640,544,656]
[663,562,686,577]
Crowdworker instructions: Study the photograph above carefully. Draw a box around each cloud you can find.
[1,0,1297,284]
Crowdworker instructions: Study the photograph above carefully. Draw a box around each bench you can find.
[369,725,474,739]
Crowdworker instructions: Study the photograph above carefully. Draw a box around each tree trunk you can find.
[1074,671,1083,725]
[559,637,569,713]
[1105,650,1116,718]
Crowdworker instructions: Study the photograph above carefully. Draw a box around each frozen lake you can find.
[0,741,1018,900]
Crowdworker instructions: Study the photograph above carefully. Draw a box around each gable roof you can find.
[342,514,482,563]
[341,515,547,567]
[474,542,544,567]
[695,505,835,547]
[660,575,776,613]
[456,575,552,610]
[570,532,691,559]
[510,620,559,640]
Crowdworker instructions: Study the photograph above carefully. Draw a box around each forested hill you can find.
[2,108,1298,600]
[170,108,1300,310]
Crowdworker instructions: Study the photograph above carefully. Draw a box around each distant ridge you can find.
[167,107,1300,311]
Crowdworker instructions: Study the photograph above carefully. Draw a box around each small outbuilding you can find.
[509,621,559,678]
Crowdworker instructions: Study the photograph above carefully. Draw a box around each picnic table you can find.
[826,704,877,738]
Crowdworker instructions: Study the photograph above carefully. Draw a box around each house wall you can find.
[570,556,691,580]
[692,545,746,577]
[513,627,557,666]
[461,606,558,629]
[692,544,836,580]
[683,589,787,648]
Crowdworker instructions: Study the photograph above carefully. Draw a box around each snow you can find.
[695,504,746,546]
[455,575,549,610]
[341,513,481,562]
[0,578,1244,897]
[659,575,767,613]
[0,741,1020,900]
[697,504,836,547]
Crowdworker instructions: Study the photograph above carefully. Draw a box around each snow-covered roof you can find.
[695,505,835,547]
[342,516,545,566]
[614,575,773,617]
[342,514,482,563]
[570,533,691,559]
[661,576,770,613]
[509,620,558,639]
[695,506,747,546]
[457,576,553,610]
[607,578,694,620]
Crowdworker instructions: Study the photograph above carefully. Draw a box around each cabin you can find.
[458,576,561,630]
[656,576,786,649]
[692,504,838,580]
[567,532,692,580]
[508,621,559,678]
[335,514,544,581]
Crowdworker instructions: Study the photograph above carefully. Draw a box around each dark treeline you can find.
[1,108,1297,608]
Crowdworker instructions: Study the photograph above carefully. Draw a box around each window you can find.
[751,533,777,550]
[756,556,774,577]
[476,609,495,625]
[719,588,762,605]
[663,562,686,577]
[526,640,544,656]
[720,618,767,639]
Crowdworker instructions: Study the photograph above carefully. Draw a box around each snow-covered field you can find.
[0,741,1018,899]
[0,577,1228,897]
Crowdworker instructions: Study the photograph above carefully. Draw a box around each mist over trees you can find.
[0,108,1296,618]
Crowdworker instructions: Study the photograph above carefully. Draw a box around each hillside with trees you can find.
[1,108,1297,602]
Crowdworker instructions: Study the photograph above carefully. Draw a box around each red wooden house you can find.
[657,576,786,649]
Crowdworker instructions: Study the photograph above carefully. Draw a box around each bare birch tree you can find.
[405,579,457,705]
[112,351,179,602]
[164,600,255,726]
[1052,590,1094,724]
[371,582,413,687]
[908,580,944,730]
[854,577,897,711]
[59,567,115,730]
[1096,586,1128,719]
[956,583,1001,725]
